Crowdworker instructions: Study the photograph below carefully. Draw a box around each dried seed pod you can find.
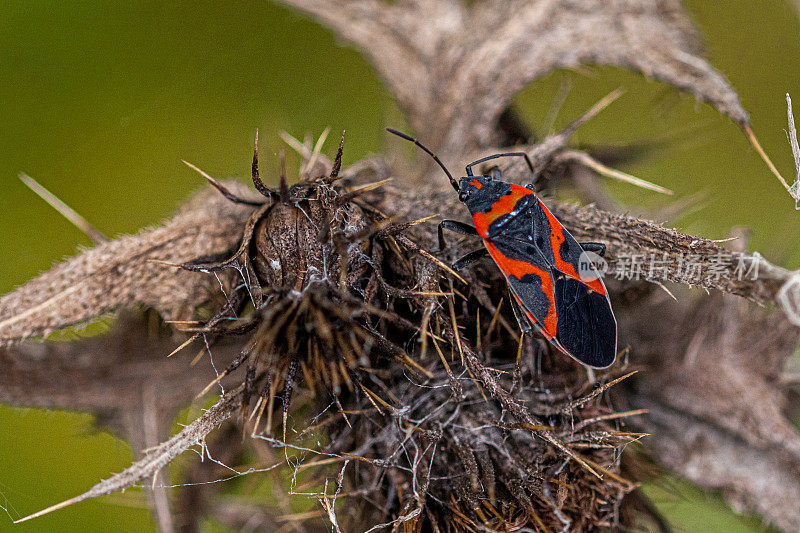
[177,133,421,437]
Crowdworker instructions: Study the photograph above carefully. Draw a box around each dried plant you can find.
[3,1,800,532]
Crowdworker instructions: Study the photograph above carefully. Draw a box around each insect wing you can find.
[478,186,617,367]
[534,197,617,367]
[552,273,617,367]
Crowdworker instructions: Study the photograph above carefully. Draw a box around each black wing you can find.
[553,274,617,368]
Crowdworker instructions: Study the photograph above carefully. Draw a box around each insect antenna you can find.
[465,152,534,176]
[386,128,459,192]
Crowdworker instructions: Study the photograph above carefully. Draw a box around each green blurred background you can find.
[0,1,798,530]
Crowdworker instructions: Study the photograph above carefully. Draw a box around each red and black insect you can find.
[388,128,617,368]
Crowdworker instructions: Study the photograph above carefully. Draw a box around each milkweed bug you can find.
[387,128,617,368]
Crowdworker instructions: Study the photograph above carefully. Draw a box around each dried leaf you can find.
[281,0,749,159]
[14,385,241,524]
[0,182,257,347]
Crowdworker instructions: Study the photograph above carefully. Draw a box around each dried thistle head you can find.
[314,292,642,532]
[169,131,438,439]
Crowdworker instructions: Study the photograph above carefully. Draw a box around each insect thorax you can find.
[459,177,512,215]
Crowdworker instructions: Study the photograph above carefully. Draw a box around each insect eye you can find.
[459,190,470,202]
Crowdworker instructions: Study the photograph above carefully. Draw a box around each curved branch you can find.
[280,0,748,162]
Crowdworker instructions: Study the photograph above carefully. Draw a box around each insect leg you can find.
[438,219,479,251]
[452,248,489,271]
[508,292,534,335]
[579,242,606,257]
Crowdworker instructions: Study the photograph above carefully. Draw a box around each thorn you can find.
[653,280,678,301]
[341,452,377,464]
[409,291,453,297]
[279,130,311,159]
[515,333,524,366]
[181,160,264,206]
[281,359,299,442]
[360,384,393,413]
[408,213,440,226]
[487,298,504,340]
[509,422,555,431]
[295,456,347,470]
[13,496,82,524]
[563,87,625,137]
[250,131,276,200]
[266,378,276,437]
[378,213,441,237]
[744,124,797,200]
[419,303,434,361]
[577,409,649,430]
[566,370,639,412]
[335,178,393,207]
[344,178,392,195]
[395,352,434,379]
[451,287,468,300]
[334,394,351,428]
[447,296,464,364]
[603,370,638,388]
[430,335,454,376]
[247,396,263,422]
[252,128,259,182]
[560,150,673,195]
[393,234,468,285]
[279,174,290,205]
[476,308,482,352]
[19,173,108,244]
[305,126,330,178]
[572,453,633,488]
[167,335,197,357]
[251,396,267,437]
[511,333,525,394]
[147,259,183,268]
[189,347,206,366]
[242,365,256,440]
[329,130,346,179]
[197,371,227,398]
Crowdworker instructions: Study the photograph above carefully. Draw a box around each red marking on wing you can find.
[483,240,558,338]
[538,198,607,295]
[469,178,483,189]
[471,184,535,237]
